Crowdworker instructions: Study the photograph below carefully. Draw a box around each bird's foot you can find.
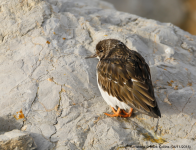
[104,106,133,118]
[121,108,133,117]
[104,107,122,117]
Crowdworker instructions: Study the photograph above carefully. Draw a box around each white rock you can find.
[0,0,196,149]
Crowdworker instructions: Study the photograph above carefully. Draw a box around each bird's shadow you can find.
[118,114,166,144]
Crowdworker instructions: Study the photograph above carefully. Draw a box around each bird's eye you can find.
[99,50,103,52]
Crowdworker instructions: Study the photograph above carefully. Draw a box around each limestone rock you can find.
[0,129,36,150]
[0,0,196,149]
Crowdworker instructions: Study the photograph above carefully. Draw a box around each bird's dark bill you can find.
[85,53,97,59]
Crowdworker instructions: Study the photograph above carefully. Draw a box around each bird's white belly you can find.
[97,73,130,110]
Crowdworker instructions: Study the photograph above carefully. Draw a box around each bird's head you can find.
[85,39,125,60]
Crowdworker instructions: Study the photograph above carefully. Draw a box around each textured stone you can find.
[0,129,36,150]
[0,0,196,149]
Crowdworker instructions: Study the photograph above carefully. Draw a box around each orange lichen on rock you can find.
[48,77,53,82]
[62,38,66,40]
[14,109,25,120]
[167,82,172,86]
[46,41,50,44]
[187,82,192,86]
[142,133,166,144]
[167,80,174,86]
[174,86,178,90]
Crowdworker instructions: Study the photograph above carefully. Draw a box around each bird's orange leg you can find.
[104,106,122,117]
[121,108,133,118]
[104,106,133,118]
[111,107,119,114]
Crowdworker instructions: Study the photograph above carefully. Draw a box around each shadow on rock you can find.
[0,116,22,133]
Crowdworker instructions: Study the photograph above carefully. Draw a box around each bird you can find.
[86,39,161,118]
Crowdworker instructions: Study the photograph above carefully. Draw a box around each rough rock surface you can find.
[0,0,196,149]
[0,129,36,150]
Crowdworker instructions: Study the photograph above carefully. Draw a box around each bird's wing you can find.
[97,51,161,117]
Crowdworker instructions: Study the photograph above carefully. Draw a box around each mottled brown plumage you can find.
[86,39,161,118]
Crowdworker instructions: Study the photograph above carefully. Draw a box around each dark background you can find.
[104,0,196,35]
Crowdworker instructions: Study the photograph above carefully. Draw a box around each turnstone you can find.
[86,39,161,118]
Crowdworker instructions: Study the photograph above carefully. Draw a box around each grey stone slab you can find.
[1,0,196,149]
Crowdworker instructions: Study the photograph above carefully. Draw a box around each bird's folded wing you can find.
[97,56,157,113]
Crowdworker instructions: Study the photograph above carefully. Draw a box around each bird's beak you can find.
[85,53,97,59]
